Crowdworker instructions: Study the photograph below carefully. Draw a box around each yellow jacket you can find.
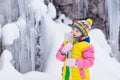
[56,41,94,80]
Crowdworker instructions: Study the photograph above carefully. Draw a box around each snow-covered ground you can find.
[1,15,120,80]
[0,50,54,80]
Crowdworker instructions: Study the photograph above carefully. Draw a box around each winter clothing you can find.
[56,18,94,80]
[56,41,94,80]
[62,42,73,55]
[65,58,77,67]
[73,36,90,43]
[73,18,92,37]
[56,43,66,62]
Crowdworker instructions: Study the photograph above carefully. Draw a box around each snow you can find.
[2,23,20,45]
[89,29,120,80]
[23,71,54,80]
[41,15,71,79]
[0,50,23,80]
[15,17,26,32]
[31,0,47,21]
[1,1,120,80]
[55,13,73,25]
[55,14,66,23]
[63,17,73,25]
[0,50,54,80]
[47,2,56,19]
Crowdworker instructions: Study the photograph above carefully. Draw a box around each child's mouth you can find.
[73,34,76,37]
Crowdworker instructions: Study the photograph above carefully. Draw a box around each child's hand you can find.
[62,43,72,55]
[65,58,77,67]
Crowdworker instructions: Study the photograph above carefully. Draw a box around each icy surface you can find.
[0,24,1,39]
[47,2,56,19]
[107,0,120,60]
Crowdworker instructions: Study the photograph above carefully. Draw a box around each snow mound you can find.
[47,2,56,19]
[16,17,26,32]
[89,29,111,54]
[89,29,120,80]
[0,50,23,80]
[0,50,54,80]
[31,0,47,21]
[2,23,19,45]
[23,71,54,80]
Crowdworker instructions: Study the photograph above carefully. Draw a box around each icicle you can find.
[4,0,12,22]
[83,0,88,18]
[0,24,1,39]
[18,0,26,18]
[107,0,120,61]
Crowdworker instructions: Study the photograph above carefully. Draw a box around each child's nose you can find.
[71,31,74,35]
[70,32,75,37]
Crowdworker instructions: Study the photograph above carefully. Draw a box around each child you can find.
[56,18,94,80]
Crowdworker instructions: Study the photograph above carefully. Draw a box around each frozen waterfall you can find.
[1,0,47,73]
[106,0,120,61]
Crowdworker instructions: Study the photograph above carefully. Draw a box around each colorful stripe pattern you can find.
[73,19,92,37]
[65,66,70,80]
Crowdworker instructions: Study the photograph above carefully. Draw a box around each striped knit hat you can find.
[73,18,93,37]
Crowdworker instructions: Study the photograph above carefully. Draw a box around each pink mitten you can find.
[65,59,77,67]
[62,43,72,55]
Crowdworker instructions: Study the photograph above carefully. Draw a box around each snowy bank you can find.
[89,29,120,80]
[2,23,19,45]
[0,50,54,80]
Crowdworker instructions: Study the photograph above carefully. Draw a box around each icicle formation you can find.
[1,0,49,73]
[75,0,88,19]
[106,0,120,61]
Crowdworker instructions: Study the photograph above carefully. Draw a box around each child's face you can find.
[71,27,82,38]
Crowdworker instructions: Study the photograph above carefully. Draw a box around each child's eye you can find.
[73,28,75,30]
[76,30,79,32]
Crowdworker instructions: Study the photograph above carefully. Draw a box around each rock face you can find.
[53,0,88,20]
[53,0,107,29]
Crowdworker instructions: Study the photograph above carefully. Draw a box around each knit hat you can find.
[73,18,93,37]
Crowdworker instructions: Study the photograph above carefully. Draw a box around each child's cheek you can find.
[75,33,81,37]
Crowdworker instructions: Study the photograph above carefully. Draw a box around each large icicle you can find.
[107,0,120,61]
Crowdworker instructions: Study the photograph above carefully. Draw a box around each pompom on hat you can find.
[73,18,93,36]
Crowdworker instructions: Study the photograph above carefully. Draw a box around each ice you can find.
[106,0,120,61]
[47,2,56,19]
[0,24,1,39]
[2,23,20,45]
[31,0,47,21]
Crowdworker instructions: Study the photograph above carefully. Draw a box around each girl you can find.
[56,18,94,80]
